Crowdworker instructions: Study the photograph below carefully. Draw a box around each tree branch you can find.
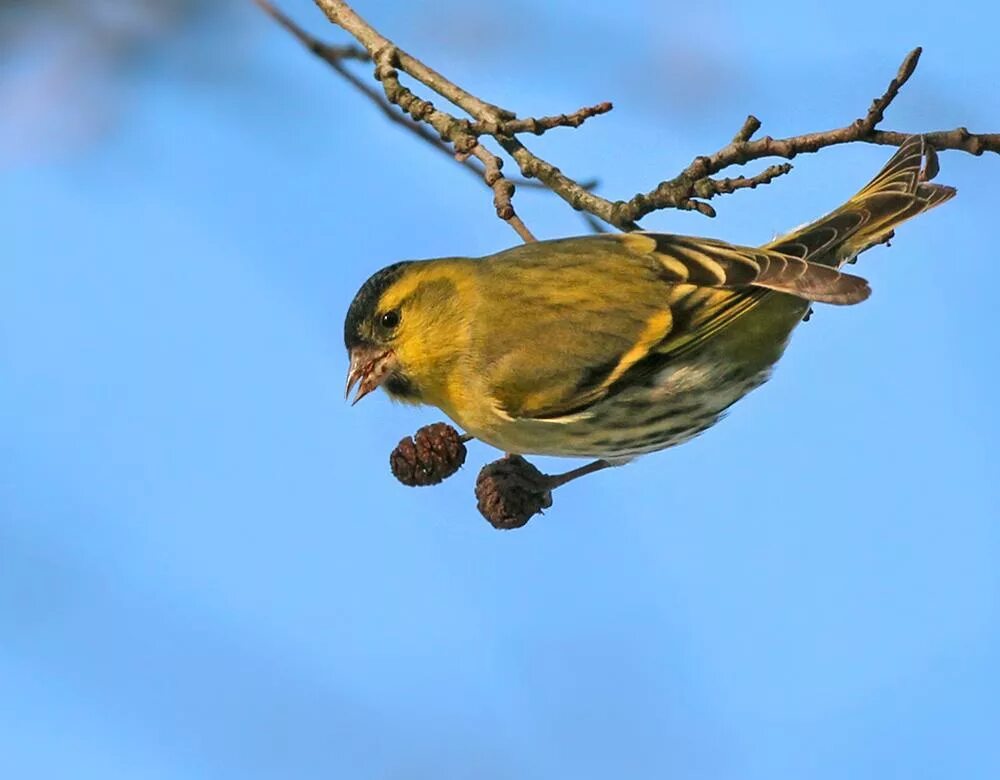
[252,0,551,211]
[256,0,999,238]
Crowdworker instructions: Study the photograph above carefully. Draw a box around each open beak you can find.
[345,346,396,405]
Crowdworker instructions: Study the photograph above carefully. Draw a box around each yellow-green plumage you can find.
[344,137,955,460]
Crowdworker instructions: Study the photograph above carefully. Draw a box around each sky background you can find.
[3,1,998,778]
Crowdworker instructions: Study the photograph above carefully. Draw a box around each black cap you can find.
[343,261,412,349]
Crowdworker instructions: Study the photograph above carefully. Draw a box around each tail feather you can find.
[764,136,956,268]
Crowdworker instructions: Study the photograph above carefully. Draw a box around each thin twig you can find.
[469,143,537,242]
[313,0,511,121]
[468,102,614,136]
[371,45,534,239]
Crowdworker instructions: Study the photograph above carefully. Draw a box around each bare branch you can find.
[602,47,997,224]
[468,143,537,242]
[256,0,999,235]
[867,127,998,156]
[254,0,554,204]
[370,45,535,239]
[256,0,367,63]
[468,102,614,137]
[732,115,762,144]
[312,0,511,121]
[860,46,922,134]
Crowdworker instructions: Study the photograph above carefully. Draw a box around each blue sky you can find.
[3,1,999,778]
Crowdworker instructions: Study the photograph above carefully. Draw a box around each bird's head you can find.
[343,259,472,407]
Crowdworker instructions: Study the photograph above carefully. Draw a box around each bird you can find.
[344,137,954,482]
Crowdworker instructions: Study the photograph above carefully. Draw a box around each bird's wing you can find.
[627,232,871,304]
[482,232,859,421]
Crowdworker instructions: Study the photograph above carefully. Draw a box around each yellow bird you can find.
[345,137,954,471]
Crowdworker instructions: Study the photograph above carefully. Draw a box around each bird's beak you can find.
[345,346,396,405]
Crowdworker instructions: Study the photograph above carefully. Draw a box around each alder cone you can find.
[475,455,553,529]
[390,423,467,487]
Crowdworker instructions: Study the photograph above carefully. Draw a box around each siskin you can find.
[345,138,954,472]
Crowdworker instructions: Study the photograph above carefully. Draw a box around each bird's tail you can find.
[764,136,956,268]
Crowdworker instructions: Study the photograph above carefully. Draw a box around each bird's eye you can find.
[379,309,401,330]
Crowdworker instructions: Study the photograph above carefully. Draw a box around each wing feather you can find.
[642,234,871,305]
